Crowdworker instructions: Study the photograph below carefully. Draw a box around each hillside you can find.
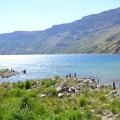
[0,7,120,54]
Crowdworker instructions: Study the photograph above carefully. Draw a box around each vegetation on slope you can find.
[0,76,120,120]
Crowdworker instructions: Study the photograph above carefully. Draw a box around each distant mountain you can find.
[0,7,120,54]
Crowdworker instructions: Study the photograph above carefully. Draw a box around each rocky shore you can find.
[0,75,120,119]
[38,76,120,119]
[0,69,19,78]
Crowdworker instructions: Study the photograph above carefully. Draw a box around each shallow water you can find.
[0,54,120,86]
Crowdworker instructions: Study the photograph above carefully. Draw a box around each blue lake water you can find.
[0,54,120,86]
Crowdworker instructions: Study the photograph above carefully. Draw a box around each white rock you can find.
[40,94,46,98]
[71,87,76,93]
[56,86,62,93]
[76,83,85,90]
[66,93,71,97]
[102,109,112,116]
[58,93,64,98]
[110,90,120,97]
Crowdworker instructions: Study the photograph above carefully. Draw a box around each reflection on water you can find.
[0,54,120,86]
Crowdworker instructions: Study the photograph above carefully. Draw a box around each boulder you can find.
[70,87,80,94]
[97,84,105,88]
[76,83,85,90]
[40,94,46,98]
[58,93,64,98]
[89,83,97,89]
[61,82,68,88]
[61,82,69,92]
[102,113,119,120]
[56,86,62,93]
[71,87,76,93]
[102,109,112,116]
[75,89,80,94]
[65,93,71,97]
[110,90,120,97]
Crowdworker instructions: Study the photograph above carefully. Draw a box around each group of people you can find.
[11,68,26,74]
[10,68,15,73]
[66,73,77,78]
[22,70,26,74]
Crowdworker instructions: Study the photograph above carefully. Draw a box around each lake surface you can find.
[0,54,120,86]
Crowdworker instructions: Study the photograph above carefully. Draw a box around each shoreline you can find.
[0,68,120,89]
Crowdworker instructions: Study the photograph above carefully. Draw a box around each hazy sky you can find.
[0,0,120,33]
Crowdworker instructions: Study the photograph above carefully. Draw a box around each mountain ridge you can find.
[0,7,120,54]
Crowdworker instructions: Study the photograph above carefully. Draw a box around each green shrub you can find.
[27,89,37,98]
[9,88,24,97]
[84,89,89,98]
[0,105,3,120]
[79,96,87,107]
[68,110,82,120]
[35,104,45,116]
[25,80,31,89]
[99,95,106,102]
[6,109,35,120]
[41,79,56,88]
[23,110,35,120]
[0,88,9,98]
[53,105,63,114]
[44,88,58,97]
[12,109,24,120]
[110,99,120,113]
[20,96,32,110]
[83,109,92,119]
[110,106,117,114]
[17,81,24,89]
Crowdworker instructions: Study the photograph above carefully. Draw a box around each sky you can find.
[0,0,120,34]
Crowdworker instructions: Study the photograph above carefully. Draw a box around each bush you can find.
[20,96,32,110]
[110,99,120,113]
[6,109,35,120]
[99,95,106,102]
[9,88,24,97]
[54,106,63,114]
[25,80,31,89]
[27,89,37,98]
[84,89,89,98]
[83,109,92,119]
[44,88,58,97]
[17,81,24,89]
[68,110,82,120]
[23,110,35,120]
[0,105,3,120]
[35,104,45,116]
[41,79,56,88]
[79,96,87,107]
[12,109,24,120]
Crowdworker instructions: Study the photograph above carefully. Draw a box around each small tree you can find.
[20,96,31,110]
[25,80,31,89]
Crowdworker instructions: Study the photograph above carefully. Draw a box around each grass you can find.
[0,77,120,120]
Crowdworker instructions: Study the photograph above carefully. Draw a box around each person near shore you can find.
[74,73,76,78]
[22,70,26,74]
[69,74,71,78]
[113,82,116,90]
